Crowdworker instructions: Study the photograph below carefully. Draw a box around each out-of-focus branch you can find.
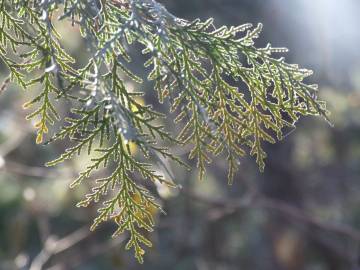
[0,75,10,95]
[184,190,360,242]
[0,129,27,158]
[258,197,360,242]
[29,226,91,270]
[47,235,126,270]
[3,160,58,178]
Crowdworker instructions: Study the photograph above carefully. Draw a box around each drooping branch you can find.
[0,0,330,263]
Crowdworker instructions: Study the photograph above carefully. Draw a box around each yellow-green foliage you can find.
[0,0,329,263]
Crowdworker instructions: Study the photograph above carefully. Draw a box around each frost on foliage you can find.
[0,0,329,263]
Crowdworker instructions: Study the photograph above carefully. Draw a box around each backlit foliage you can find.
[0,0,329,263]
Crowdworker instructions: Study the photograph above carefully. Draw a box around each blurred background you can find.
[1,0,360,269]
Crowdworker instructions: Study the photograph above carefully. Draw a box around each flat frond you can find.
[0,0,330,263]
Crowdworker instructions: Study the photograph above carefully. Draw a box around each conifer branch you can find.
[0,0,330,263]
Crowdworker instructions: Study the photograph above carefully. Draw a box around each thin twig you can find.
[29,226,91,270]
[46,236,126,270]
[184,190,360,242]
[3,160,58,178]
[0,75,11,95]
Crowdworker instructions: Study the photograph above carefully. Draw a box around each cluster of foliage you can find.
[0,0,329,263]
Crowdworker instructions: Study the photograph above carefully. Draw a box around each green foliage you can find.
[0,0,329,263]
